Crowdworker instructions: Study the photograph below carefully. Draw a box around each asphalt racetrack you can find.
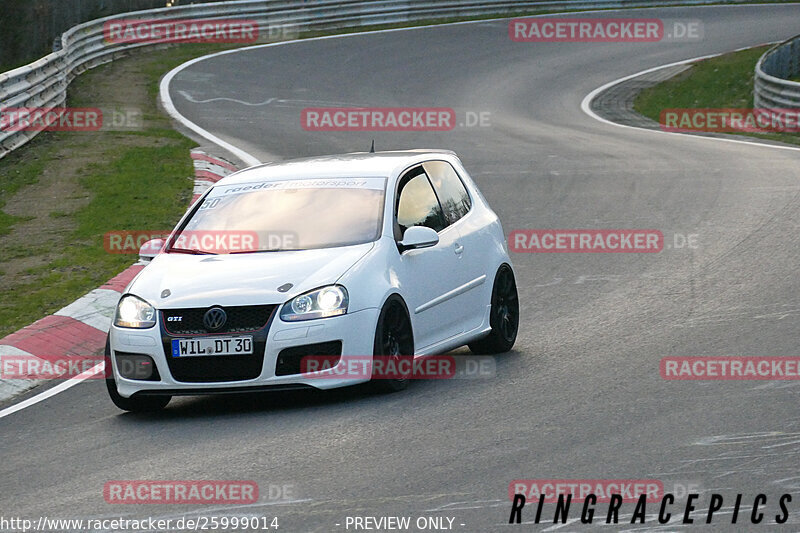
[3,4,800,532]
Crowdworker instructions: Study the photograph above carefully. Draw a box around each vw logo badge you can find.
[203,307,227,331]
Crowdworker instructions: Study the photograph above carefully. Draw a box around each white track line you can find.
[160,58,262,167]
[0,363,104,420]
[580,44,800,153]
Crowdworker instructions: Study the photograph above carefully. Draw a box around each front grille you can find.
[162,305,276,335]
[161,304,276,383]
[276,341,342,376]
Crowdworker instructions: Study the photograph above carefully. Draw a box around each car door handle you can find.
[454,243,464,255]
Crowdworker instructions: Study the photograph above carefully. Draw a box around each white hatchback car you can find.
[106,150,518,411]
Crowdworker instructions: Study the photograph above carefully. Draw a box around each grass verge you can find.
[634,45,800,146]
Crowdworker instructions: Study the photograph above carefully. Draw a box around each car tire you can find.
[105,337,171,412]
[371,296,414,393]
[468,264,519,354]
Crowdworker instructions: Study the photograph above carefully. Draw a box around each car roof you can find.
[216,150,457,186]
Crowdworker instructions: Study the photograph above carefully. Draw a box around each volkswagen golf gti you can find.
[106,150,519,411]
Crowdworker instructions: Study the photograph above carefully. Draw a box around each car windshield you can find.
[168,177,386,254]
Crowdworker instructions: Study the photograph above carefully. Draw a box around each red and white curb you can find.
[0,265,144,403]
[191,148,237,203]
[0,150,238,410]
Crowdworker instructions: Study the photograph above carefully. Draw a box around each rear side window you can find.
[396,167,447,234]
[423,160,471,224]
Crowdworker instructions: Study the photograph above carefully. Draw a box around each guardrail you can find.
[754,34,800,112]
[0,0,783,160]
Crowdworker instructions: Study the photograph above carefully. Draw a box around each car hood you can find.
[128,242,374,308]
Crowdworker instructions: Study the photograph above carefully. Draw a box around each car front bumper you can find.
[108,307,379,398]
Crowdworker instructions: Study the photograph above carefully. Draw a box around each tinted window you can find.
[423,161,471,224]
[396,169,446,234]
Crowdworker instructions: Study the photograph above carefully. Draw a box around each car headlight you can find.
[280,285,348,321]
[114,295,156,329]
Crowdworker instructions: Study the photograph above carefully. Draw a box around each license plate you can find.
[171,336,253,357]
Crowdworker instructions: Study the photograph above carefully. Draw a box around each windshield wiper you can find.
[168,248,215,255]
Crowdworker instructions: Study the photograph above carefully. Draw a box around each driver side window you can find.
[395,167,447,238]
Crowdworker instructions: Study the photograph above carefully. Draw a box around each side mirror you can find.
[399,226,439,252]
[139,238,164,262]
